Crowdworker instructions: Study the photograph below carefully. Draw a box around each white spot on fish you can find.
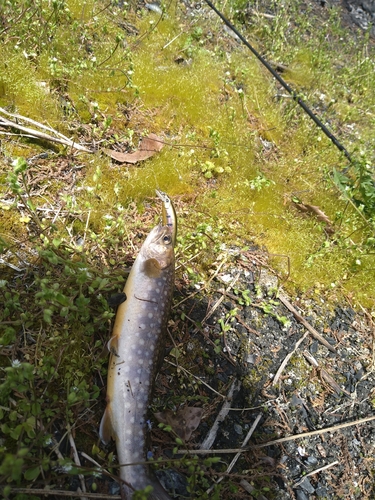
[126,429,132,435]
[140,339,145,345]
[138,359,144,364]
[140,324,146,330]
[130,417,135,424]
[155,288,160,293]
[148,313,153,319]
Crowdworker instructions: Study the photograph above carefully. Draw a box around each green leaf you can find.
[24,466,40,481]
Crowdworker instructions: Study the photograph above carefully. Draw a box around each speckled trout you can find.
[100,197,176,500]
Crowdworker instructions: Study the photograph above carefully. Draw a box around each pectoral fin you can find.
[99,405,115,445]
[143,258,162,278]
[107,335,119,357]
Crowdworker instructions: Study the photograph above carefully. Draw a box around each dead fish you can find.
[100,200,176,500]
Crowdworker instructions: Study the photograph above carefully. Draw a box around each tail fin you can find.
[120,476,173,500]
[148,477,173,500]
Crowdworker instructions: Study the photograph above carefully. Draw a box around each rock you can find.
[299,477,315,494]
[295,489,310,500]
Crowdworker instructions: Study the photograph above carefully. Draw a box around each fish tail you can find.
[120,477,173,500]
[148,477,173,500]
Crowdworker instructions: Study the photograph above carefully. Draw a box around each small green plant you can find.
[247,174,274,191]
[200,160,232,179]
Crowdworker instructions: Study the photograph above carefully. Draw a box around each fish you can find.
[100,195,176,500]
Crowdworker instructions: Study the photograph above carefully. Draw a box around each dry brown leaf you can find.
[104,133,164,163]
[293,201,334,235]
[155,406,203,441]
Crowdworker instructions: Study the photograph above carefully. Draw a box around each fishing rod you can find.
[203,0,354,164]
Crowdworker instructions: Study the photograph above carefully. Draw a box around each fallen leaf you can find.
[155,406,203,441]
[293,201,334,235]
[103,133,164,163]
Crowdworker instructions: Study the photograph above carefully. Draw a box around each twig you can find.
[0,489,120,499]
[67,424,88,500]
[206,413,262,493]
[272,332,309,386]
[203,271,241,323]
[165,359,225,398]
[180,414,375,454]
[0,107,92,153]
[293,460,339,488]
[239,479,268,500]
[303,350,351,396]
[278,294,337,353]
[200,378,241,450]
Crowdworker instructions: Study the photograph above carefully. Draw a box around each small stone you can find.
[299,477,315,494]
[246,354,257,364]
[316,484,329,497]
[291,394,303,407]
[295,489,309,500]
[234,423,243,435]
[305,455,318,466]
[310,341,319,354]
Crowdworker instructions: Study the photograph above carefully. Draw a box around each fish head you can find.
[141,224,175,271]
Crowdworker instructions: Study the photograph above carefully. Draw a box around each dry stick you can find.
[206,413,263,494]
[303,350,351,397]
[165,359,226,399]
[0,111,92,153]
[200,378,242,450]
[293,460,339,488]
[67,424,88,500]
[0,106,70,138]
[272,331,310,386]
[239,479,268,500]
[180,414,375,454]
[0,489,121,499]
[202,271,241,324]
[278,294,337,354]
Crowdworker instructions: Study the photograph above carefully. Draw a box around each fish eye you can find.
[163,234,172,244]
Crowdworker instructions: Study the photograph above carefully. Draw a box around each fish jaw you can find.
[100,223,175,499]
[155,190,177,247]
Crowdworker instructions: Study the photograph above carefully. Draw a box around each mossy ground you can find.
[1,0,375,497]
